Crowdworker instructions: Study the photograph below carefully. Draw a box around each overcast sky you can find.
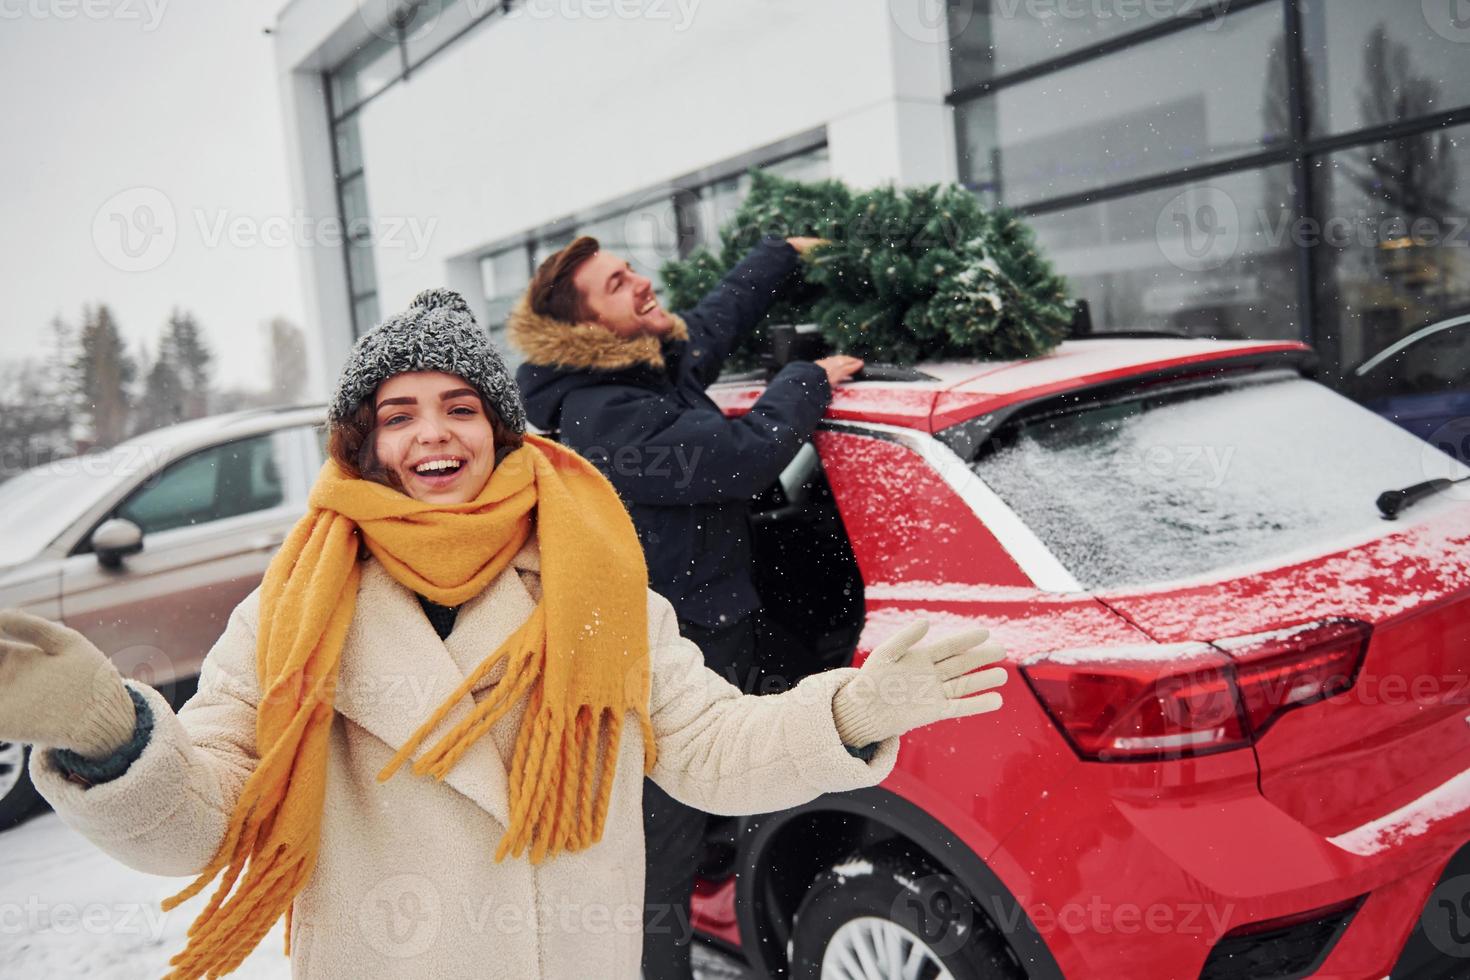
[0,2,305,391]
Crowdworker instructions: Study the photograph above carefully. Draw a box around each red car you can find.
[691,337,1470,980]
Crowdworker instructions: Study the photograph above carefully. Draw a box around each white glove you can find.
[832,620,1006,748]
[0,609,138,759]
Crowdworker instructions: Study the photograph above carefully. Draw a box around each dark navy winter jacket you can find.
[516,238,831,630]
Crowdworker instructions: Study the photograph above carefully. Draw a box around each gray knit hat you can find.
[328,287,527,433]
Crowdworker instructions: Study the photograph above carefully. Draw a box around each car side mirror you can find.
[92,518,144,569]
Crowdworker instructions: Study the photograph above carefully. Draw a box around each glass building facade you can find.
[324,1,524,338]
[321,1,830,346]
[319,0,1469,413]
[471,142,830,358]
[948,0,1470,386]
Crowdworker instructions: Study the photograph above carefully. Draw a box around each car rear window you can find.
[972,374,1470,589]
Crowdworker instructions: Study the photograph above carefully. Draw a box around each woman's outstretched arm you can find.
[643,591,1006,815]
[17,596,265,877]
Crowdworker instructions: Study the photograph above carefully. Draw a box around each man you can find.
[510,234,861,980]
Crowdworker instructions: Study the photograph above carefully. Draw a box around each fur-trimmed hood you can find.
[507,297,688,373]
[509,297,692,433]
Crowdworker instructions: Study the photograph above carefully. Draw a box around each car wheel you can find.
[0,740,44,830]
[789,854,1020,980]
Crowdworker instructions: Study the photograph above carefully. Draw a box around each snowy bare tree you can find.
[164,309,214,419]
[267,316,308,405]
[73,304,136,448]
[1347,25,1458,226]
[134,340,187,435]
[0,318,78,481]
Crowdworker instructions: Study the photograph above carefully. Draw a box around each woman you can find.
[0,288,1008,979]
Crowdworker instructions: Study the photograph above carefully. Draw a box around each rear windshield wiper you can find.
[1376,476,1470,520]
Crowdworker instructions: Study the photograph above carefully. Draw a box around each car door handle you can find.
[250,533,287,552]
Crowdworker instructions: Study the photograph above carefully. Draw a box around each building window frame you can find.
[470,130,829,340]
[323,0,525,337]
[947,0,1470,376]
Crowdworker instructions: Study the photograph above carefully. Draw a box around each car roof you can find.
[709,337,1314,432]
[118,404,325,459]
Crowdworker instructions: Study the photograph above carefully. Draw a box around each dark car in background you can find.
[1348,311,1470,457]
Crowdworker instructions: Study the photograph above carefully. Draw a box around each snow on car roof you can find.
[119,404,325,457]
[710,337,1312,431]
[937,337,1308,396]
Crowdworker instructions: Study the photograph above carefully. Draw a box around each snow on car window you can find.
[972,376,1469,589]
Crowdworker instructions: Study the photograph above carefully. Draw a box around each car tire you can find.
[789,854,1020,980]
[0,741,45,831]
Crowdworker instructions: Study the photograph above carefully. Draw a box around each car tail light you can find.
[1214,618,1372,738]
[1021,647,1251,762]
[1021,619,1373,763]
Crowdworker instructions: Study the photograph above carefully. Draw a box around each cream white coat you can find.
[31,536,897,978]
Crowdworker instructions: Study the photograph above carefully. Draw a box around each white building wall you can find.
[273,0,956,392]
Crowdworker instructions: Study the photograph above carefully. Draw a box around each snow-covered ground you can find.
[0,812,750,978]
[0,813,289,978]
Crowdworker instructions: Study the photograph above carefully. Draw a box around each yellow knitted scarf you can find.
[160,434,656,979]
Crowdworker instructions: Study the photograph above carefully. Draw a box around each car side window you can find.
[116,434,285,535]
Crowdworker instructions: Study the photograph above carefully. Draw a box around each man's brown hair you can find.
[527,235,600,323]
